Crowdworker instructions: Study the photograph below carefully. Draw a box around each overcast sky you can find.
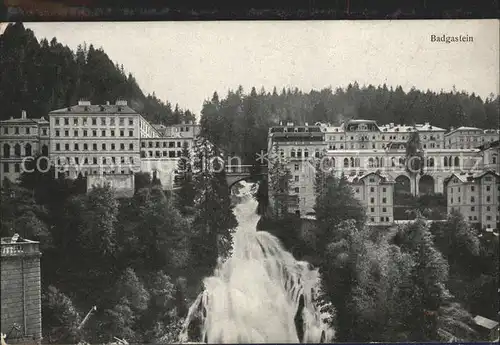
[19,20,500,115]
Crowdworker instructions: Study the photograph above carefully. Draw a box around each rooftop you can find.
[473,315,499,330]
[49,100,136,114]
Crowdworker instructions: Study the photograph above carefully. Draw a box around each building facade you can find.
[445,126,499,149]
[445,171,500,231]
[1,237,42,343]
[267,119,497,226]
[0,111,49,182]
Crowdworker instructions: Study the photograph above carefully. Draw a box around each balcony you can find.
[1,238,40,258]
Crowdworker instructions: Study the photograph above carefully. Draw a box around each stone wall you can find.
[1,253,42,342]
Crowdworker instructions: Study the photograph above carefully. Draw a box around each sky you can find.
[16,20,500,115]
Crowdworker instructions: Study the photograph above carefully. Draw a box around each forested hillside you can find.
[0,22,195,125]
[200,85,499,163]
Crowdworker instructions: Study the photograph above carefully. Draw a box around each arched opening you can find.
[343,158,349,168]
[350,157,355,167]
[355,158,360,167]
[391,157,396,167]
[395,175,411,195]
[419,175,435,195]
[454,156,460,167]
[331,158,336,167]
[380,157,384,167]
[3,144,10,158]
[14,143,21,157]
[427,157,434,167]
[25,143,32,157]
[368,157,375,168]
[443,156,448,167]
[41,144,48,156]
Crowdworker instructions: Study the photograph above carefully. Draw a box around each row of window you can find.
[2,127,48,136]
[369,207,389,213]
[55,156,135,165]
[466,205,498,212]
[55,129,134,137]
[449,195,498,204]
[2,143,38,157]
[369,217,392,223]
[55,143,135,151]
[54,117,135,126]
[450,185,500,193]
[141,150,183,158]
[142,141,187,148]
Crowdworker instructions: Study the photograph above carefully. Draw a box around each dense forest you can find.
[0,22,194,125]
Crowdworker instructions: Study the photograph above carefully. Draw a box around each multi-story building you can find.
[267,123,324,216]
[323,120,446,151]
[267,119,496,225]
[445,170,500,231]
[444,126,499,149]
[347,171,395,225]
[0,110,49,182]
[478,140,499,172]
[48,100,159,178]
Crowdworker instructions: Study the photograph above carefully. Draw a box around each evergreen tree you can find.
[267,144,292,218]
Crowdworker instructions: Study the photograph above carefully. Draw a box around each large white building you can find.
[267,119,498,227]
[0,110,49,182]
[0,100,201,190]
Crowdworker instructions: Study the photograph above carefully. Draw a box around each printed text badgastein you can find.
[430,34,474,43]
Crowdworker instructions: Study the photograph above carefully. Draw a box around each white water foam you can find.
[178,181,334,343]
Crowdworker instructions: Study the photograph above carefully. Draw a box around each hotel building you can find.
[445,170,500,231]
[0,111,49,182]
[445,127,499,149]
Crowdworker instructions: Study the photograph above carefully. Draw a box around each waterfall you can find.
[178,181,335,343]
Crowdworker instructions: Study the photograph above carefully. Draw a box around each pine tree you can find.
[267,144,292,218]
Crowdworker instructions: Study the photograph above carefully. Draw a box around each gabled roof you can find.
[347,171,394,184]
[445,170,500,184]
[445,126,485,136]
[49,104,137,114]
[0,117,49,124]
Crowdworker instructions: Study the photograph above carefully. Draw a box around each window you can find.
[294,187,299,193]
[101,117,106,125]
[92,130,97,137]
[369,178,375,183]
[355,188,359,193]
[93,157,97,164]
[120,143,125,150]
[129,130,133,137]
[110,118,115,125]
[111,130,115,136]
[370,187,375,192]
[486,216,491,221]
[65,144,69,151]
[382,187,386,193]
[55,118,60,125]
[111,144,115,150]
[471,206,475,211]
[102,143,106,150]
[73,118,78,125]
[92,118,97,126]
[382,207,387,212]
[129,118,133,125]
[120,130,124,137]
[55,130,60,137]
[370,217,375,222]
[92,144,97,151]
[83,130,88,137]
[74,143,79,150]
[486,186,491,191]
[14,163,20,172]
[370,207,375,213]
[119,118,124,126]
[486,206,491,211]
[370,197,375,204]
[83,144,88,150]
[380,217,384,222]
[56,143,60,151]
[102,130,106,136]
[43,129,47,136]
[295,176,299,182]
[471,196,475,203]
[26,127,30,134]
[64,130,69,137]
[486,196,491,202]
[294,164,299,171]
[382,197,387,203]
[3,163,9,172]
[471,186,475,192]
[129,143,134,150]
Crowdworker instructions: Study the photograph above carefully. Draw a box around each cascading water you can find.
[178,181,335,343]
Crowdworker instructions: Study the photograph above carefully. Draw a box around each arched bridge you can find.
[225,164,268,188]
[173,164,268,190]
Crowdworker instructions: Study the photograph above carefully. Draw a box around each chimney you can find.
[115,100,127,106]
[106,101,110,105]
[389,122,394,128]
[78,100,91,106]
[21,110,27,119]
